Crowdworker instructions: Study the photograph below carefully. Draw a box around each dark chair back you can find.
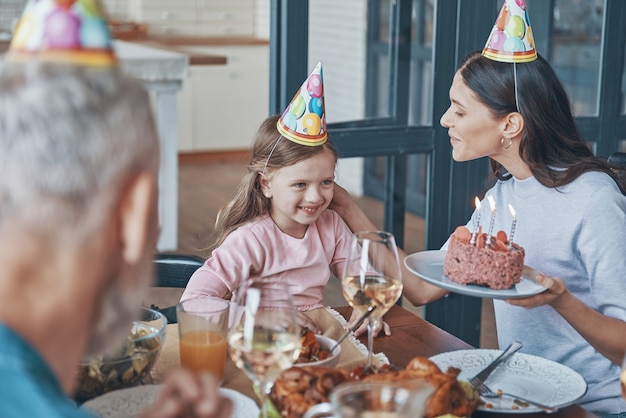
[150,254,205,323]
[154,253,204,288]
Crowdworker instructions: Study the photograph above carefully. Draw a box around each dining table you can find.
[153,304,598,418]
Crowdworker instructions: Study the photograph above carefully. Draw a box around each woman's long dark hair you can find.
[458,51,623,193]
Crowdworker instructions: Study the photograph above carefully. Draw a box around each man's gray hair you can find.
[0,63,159,241]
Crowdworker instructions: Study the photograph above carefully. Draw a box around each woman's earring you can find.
[501,137,513,150]
[264,193,271,198]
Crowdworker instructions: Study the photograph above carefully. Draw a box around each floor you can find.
[164,154,498,349]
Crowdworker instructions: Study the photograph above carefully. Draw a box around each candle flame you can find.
[475,196,481,210]
[508,203,516,219]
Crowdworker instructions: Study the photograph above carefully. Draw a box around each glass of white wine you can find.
[227,280,300,418]
[341,231,403,369]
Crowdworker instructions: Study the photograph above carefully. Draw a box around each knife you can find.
[468,341,523,388]
[330,305,376,353]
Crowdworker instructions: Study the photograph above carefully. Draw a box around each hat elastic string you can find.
[262,136,283,175]
[514,62,521,113]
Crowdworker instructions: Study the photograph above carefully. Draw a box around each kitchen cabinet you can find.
[177,44,269,151]
[125,0,254,37]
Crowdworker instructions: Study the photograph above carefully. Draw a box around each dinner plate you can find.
[404,250,546,299]
[81,385,259,418]
[430,349,587,414]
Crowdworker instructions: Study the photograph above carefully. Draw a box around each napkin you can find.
[308,307,390,369]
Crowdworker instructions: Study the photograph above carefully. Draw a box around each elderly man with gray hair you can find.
[0,61,232,418]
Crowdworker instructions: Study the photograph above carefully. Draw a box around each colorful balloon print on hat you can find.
[482,0,537,63]
[276,62,327,146]
[8,0,116,67]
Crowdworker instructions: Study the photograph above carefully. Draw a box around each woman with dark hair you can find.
[456,51,622,191]
[334,1,626,415]
[333,49,626,416]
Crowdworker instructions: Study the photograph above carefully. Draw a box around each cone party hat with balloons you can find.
[276,62,327,146]
[8,0,116,67]
[482,0,537,63]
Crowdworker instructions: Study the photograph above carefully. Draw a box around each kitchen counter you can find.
[130,35,268,65]
[139,35,269,46]
[0,39,228,65]
[131,41,227,65]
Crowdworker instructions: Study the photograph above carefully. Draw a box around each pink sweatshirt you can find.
[180,209,354,310]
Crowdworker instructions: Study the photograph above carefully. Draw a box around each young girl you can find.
[181,64,385,335]
[180,114,353,313]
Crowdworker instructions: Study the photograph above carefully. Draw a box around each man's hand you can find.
[141,367,232,418]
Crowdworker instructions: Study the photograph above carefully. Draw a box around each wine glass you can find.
[341,231,403,369]
[227,280,300,418]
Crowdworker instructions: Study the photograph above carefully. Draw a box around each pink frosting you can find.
[444,233,525,290]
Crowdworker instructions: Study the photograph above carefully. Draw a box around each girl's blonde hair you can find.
[213,114,338,248]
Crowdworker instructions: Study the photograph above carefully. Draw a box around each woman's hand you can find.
[346,309,391,338]
[329,183,350,211]
[507,274,626,365]
[141,367,232,418]
[505,274,568,309]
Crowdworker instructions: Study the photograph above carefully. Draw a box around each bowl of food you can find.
[74,307,167,403]
[295,328,341,368]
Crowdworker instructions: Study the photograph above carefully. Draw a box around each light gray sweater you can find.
[466,171,626,413]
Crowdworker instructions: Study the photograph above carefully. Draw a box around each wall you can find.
[0,0,26,36]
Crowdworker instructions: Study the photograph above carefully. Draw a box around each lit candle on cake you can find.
[485,195,496,247]
[469,196,482,245]
[508,204,517,248]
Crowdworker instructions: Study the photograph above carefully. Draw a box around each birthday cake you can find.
[443,226,525,290]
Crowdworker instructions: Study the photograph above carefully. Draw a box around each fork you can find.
[476,381,558,414]
[468,341,523,391]
[467,341,557,413]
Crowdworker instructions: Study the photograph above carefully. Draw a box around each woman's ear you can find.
[118,172,158,264]
[502,112,525,139]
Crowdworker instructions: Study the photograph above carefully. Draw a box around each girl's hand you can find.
[141,367,232,418]
[505,274,568,309]
[296,311,322,334]
[346,309,391,338]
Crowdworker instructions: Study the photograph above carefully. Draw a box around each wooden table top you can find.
[155,304,596,417]
[334,305,597,418]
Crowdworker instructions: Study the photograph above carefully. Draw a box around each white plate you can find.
[404,250,546,299]
[81,385,259,418]
[430,349,587,414]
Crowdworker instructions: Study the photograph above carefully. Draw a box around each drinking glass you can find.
[304,380,434,418]
[227,280,300,418]
[176,296,230,381]
[341,231,403,369]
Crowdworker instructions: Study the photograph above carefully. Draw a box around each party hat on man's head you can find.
[7,0,116,67]
[482,0,537,63]
[276,62,327,146]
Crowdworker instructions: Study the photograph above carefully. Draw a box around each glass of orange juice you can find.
[176,296,230,381]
